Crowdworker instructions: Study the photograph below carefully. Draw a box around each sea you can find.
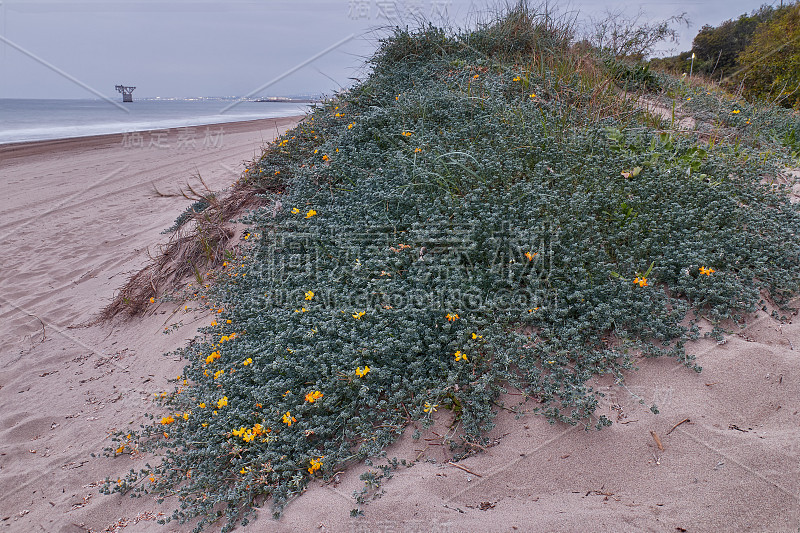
[0,97,313,145]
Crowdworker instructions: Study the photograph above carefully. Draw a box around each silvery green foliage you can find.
[102,9,800,532]
[162,198,211,234]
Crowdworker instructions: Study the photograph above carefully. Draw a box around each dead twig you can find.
[447,461,482,478]
[465,441,492,455]
[414,447,429,462]
[650,430,664,451]
[323,471,345,485]
[666,418,690,435]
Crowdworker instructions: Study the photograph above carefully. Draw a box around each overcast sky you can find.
[0,0,771,99]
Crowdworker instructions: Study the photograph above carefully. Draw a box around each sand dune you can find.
[1,116,798,533]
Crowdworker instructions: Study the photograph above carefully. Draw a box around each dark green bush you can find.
[604,57,660,90]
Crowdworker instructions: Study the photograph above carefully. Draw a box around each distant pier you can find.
[115,85,136,102]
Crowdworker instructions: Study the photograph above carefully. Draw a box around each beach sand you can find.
[1,116,799,532]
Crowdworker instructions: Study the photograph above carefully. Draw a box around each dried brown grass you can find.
[100,175,282,320]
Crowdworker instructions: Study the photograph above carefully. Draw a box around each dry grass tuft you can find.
[100,177,275,320]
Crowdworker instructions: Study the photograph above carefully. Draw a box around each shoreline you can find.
[0,115,305,166]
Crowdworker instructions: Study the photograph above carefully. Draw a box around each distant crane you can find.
[115,85,136,102]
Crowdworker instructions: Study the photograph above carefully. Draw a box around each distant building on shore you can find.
[115,85,136,102]
[254,96,320,104]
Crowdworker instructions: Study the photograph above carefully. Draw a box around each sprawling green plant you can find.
[102,4,800,531]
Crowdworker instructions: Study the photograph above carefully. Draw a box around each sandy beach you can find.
[1,115,799,533]
[0,117,305,532]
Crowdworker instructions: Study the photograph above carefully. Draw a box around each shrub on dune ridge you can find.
[102,4,800,531]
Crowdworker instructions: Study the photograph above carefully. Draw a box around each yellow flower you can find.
[414,147,422,153]
[445,313,459,322]
[213,369,224,380]
[401,131,413,136]
[160,416,175,425]
[355,366,371,377]
[348,123,354,129]
[291,207,300,214]
[305,390,324,403]
[240,467,248,474]
[322,154,330,162]
[182,412,189,420]
[454,350,468,362]
[243,358,253,366]
[633,277,648,287]
[352,311,365,319]
[424,402,438,413]
[216,396,228,408]
[513,76,521,81]
[525,251,537,261]
[282,411,297,426]
[305,209,317,218]
[305,290,315,300]
[529,93,537,98]
[205,351,221,364]
[149,297,155,303]
[308,456,324,474]
[732,109,740,114]
[283,390,291,397]
[198,402,206,408]
[472,74,479,79]
[699,266,716,276]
